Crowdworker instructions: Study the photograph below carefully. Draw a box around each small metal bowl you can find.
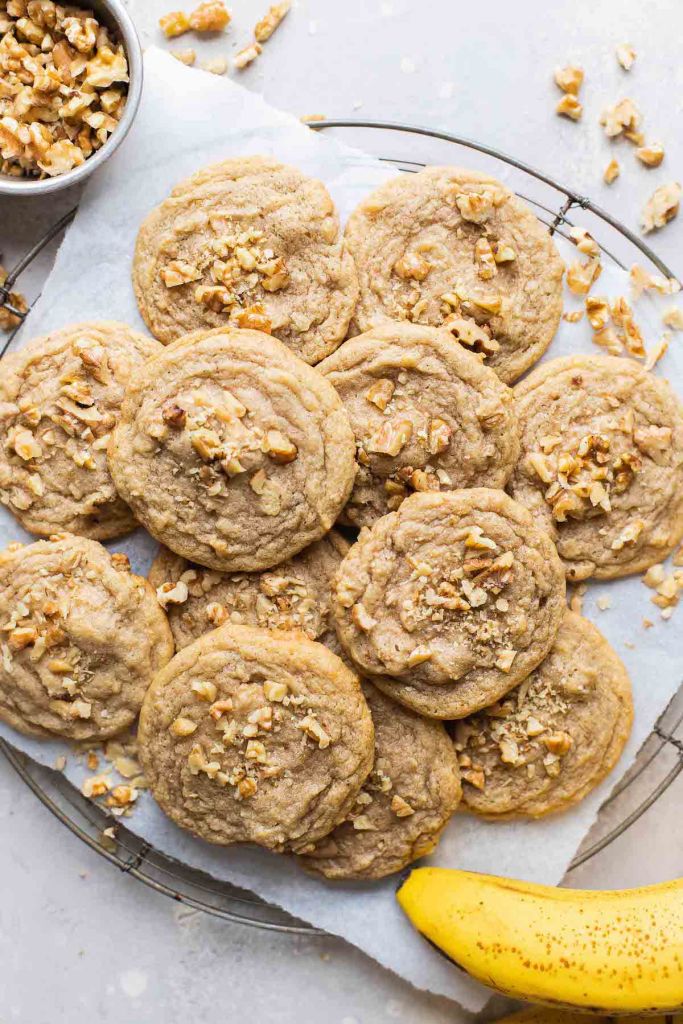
[0,0,143,197]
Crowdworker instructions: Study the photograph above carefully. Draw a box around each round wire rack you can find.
[1,119,682,936]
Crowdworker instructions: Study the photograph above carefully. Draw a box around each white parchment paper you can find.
[2,48,683,1011]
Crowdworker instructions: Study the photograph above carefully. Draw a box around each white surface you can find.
[2,1,683,1021]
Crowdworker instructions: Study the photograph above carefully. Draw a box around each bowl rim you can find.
[0,0,143,197]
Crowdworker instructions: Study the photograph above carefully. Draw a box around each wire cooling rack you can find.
[1,119,682,935]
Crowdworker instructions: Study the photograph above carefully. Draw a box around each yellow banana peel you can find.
[397,867,683,1013]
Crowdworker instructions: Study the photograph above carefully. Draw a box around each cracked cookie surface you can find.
[344,166,564,384]
[298,681,461,879]
[509,354,683,580]
[318,322,519,527]
[148,530,349,653]
[0,322,161,539]
[455,611,633,818]
[108,327,356,573]
[0,534,173,741]
[332,488,566,719]
[138,624,374,851]
[133,155,358,363]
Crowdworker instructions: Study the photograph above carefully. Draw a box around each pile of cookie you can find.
[2,157,682,880]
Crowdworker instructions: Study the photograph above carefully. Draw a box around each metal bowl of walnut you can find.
[0,0,143,196]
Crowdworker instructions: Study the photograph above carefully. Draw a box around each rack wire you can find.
[1,119,682,935]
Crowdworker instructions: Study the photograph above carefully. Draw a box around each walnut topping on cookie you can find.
[147,531,348,653]
[138,625,374,851]
[108,327,356,573]
[0,534,172,740]
[510,355,683,580]
[0,322,161,539]
[344,167,564,384]
[332,489,566,720]
[299,682,461,879]
[318,323,519,528]
[457,611,632,818]
[133,156,358,363]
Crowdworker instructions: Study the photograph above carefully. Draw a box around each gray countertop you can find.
[2,1,683,1020]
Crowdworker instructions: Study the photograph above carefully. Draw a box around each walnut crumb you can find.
[254,2,291,43]
[200,57,228,75]
[554,65,584,95]
[233,41,262,69]
[556,94,582,121]
[391,795,415,817]
[171,48,196,65]
[189,2,231,32]
[603,158,620,185]
[641,182,681,233]
[615,43,636,70]
[636,143,665,168]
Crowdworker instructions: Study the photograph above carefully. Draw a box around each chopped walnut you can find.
[352,602,376,632]
[159,11,191,37]
[263,679,287,702]
[600,98,640,139]
[188,1,231,32]
[201,57,227,75]
[611,519,644,551]
[170,716,198,737]
[262,429,297,463]
[428,417,451,455]
[662,306,683,330]
[393,252,431,281]
[161,260,202,288]
[641,182,681,233]
[562,309,584,323]
[366,418,413,457]
[454,188,503,224]
[365,378,395,411]
[615,43,636,70]
[235,304,272,333]
[191,679,218,701]
[543,730,573,756]
[569,226,600,258]
[554,65,584,94]
[171,48,196,65]
[0,6,129,178]
[566,259,602,295]
[111,553,131,572]
[297,713,331,749]
[644,333,670,371]
[556,94,582,121]
[629,264,681,298]
[255,1,290,42]
[391,794,415,817]
[636,143,665,168]
[603,158,620,185]
[156,580,189,608]
[233,41,262,70]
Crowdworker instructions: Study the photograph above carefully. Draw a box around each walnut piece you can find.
[188,1,231,31]
[254,1,291,43]
[234,41,262,70]
[554,65,584,94]
[600,98,640,139]
[556,94,582,121]
[636,143,664,168]
[641,182,681,233]
[615,43,636,70]
[603,158,620,185]
[159,11,191,36]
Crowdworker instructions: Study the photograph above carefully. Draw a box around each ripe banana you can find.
[397,867,683,1012]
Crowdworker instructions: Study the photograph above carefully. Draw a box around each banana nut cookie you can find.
[455,611,633,818]
[344,167,564,384]
[332,489,566,719]
[318,322,519,528]
[148,530,349,652]
[298,681,461,880]
[138,624,374,851]
[108,327,356,573]
[509,355,683,580]
[0,534,173,741]
[0,322,161,540]
[133,155,358,363]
